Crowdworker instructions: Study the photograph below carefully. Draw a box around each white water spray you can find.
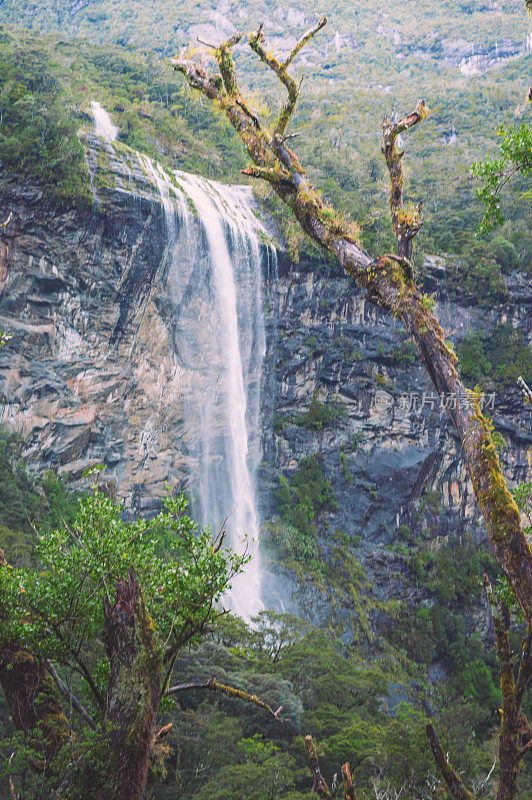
[91,101,119,141]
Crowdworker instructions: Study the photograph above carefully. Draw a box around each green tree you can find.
[0,473,245,799]
[472,120,532,233]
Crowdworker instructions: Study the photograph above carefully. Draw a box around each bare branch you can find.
[426,723,475,800]
[155,722,173,740]
[305,735,333,800]
[283,15,328,69]
[518,376,532,404]
[0,211,12,229]
[8,754,19,800]
[196,37,217,49]
[166,673,285,721]
[44,659,96,730]
[249,17,327,140]
[382,99,429,260]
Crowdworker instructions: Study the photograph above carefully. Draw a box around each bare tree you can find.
[172,12,531,632]
[173,15,532,800]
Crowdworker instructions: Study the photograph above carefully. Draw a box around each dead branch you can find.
[249,17,326,145]
[426,723,475,800]
[382,99,428,260]
[8,753,19,800]
[155,722,173,740]
[341,762,357,800]
[166,673,285,721]
[0,211,12,229]
[44,659,96,730]
[305,735,333,800]
[517,376,532,404]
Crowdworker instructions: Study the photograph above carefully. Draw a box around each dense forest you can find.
[0,0,531,798]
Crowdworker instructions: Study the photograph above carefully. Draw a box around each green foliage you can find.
[0,428,82,565]
[472,121,532,233]
[490,234,518,272]
[410,534,495,604]
[0,29,91,205]
[457,322,532,390]
[443,239,508,306]
[292,389,348,431]
[265,454,336,565]
[0,480,244,716]
[0,24,250,206]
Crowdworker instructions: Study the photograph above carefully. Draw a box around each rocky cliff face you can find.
[258,261,531,636]
[0,136,190,512]
[0,138,530,636]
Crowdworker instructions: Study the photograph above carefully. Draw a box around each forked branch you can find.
[382,98,429,260]
[249,15,327,140]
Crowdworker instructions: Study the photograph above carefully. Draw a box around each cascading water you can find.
[91,105,272,618]
[90,101,118,141]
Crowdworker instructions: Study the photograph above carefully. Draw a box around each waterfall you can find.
[168,169,267,618]
[91,101,118,141]
[90,100,269,617]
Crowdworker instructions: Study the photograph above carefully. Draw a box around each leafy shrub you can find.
[266,454,336,564]
[293,389,348,430]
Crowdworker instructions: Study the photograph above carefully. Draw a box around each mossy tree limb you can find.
[426,723,475,800]
[484,575,531,800]
[173,15,532,626]
[304,735,333,800]
[382,99,427,261]
[166,673,284,720]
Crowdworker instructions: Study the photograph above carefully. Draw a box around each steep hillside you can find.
[0,2,530,263]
